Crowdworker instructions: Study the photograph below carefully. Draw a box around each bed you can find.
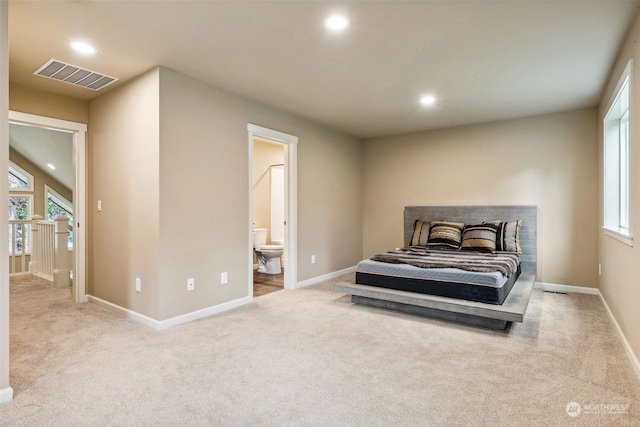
[334,205,537,330]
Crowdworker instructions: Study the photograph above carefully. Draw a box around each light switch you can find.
[97,200,102,212]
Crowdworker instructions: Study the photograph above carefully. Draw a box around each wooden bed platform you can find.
[335,205,537,330]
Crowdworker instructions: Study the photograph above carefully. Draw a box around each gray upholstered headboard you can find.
[404,205,537,274]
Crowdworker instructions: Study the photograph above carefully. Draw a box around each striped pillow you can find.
[486,220,522,254]
[411,220,430,247]
[427,221,465,249]
[461,223,499,253]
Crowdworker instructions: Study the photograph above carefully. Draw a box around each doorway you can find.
[247,124,298,298]
[8,111,87,303]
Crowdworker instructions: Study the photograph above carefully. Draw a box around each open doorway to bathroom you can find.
[252,137,284,296]
[247,124,298,298]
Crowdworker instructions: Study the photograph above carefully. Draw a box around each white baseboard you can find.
[87,295,252,331]
[296,266,356,289]
[598,292,640,381]
[0,386,13,404]
[535,282,640,381]
[534,282,599,295]
[87,266,357,329]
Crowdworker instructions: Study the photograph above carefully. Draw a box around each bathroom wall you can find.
[270,167,284,243]
[252,138,285,244]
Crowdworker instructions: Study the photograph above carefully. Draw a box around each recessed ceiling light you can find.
[420,95,437,106]
[47,163,56,170]
[70,41,97,55]
[325,14,350,31]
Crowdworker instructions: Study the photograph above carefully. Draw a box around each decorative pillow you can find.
[427,221,465,249]
[411,220,430,247]
[461,223,499,253]
[486,220,522,254]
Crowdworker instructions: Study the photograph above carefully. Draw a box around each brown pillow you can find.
[461,223,499,253]
[427,221,465,249]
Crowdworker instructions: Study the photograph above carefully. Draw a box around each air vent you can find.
[34,59,118,91]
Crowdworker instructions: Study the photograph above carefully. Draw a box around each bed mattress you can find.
[355,258,521,305]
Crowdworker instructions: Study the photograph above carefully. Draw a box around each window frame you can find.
[45,185,73,219]
[8,160,34,253]
[8,161,33,191]
[603,59,634,246]
[8,193,33,254]
[45,185,73,250]
[8,193,33,221]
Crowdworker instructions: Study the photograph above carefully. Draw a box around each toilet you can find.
[253,228,284,274]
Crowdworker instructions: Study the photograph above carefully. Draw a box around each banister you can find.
[9,217,70,286]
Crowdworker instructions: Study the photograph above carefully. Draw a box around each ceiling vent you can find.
[34,59,118,91]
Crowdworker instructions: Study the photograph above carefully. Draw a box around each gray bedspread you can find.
[370,247,520,277]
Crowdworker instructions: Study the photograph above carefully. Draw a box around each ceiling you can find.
[9,123,74,190]
[8,1,640,139]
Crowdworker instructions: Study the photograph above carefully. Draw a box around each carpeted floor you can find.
[1,275,639,426]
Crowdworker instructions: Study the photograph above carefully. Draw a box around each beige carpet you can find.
[1,275,639,426]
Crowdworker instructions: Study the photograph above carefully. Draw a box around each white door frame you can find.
[247,123,298,292]
[9,111,87,303]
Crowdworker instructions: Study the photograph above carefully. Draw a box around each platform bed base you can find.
[352,295,508,329]
[334,272,536,331]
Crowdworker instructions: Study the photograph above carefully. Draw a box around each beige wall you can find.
[89,68,161,319]
[253,138,285,243]
[87,66,362,321]
[9,83,88,124]
[363,108,599,287]
[157,67,362,319]
[598,12,640,367]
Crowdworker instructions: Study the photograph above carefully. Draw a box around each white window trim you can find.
[8,161,33,192]
[45,185,73,250]
[603,227,634,247]
[603,59,634,246]
[44,185,73,218]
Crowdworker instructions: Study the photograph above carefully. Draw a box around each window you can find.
[8,162,33,191]
[46,186,73,249]
[8,195,32,221]
[8,161,34,253]
[604,59,633,243]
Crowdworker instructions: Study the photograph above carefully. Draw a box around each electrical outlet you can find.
[221,272,228,284]
[311,255,316,264]
[135,278,141,293]
[187,278,195,291]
